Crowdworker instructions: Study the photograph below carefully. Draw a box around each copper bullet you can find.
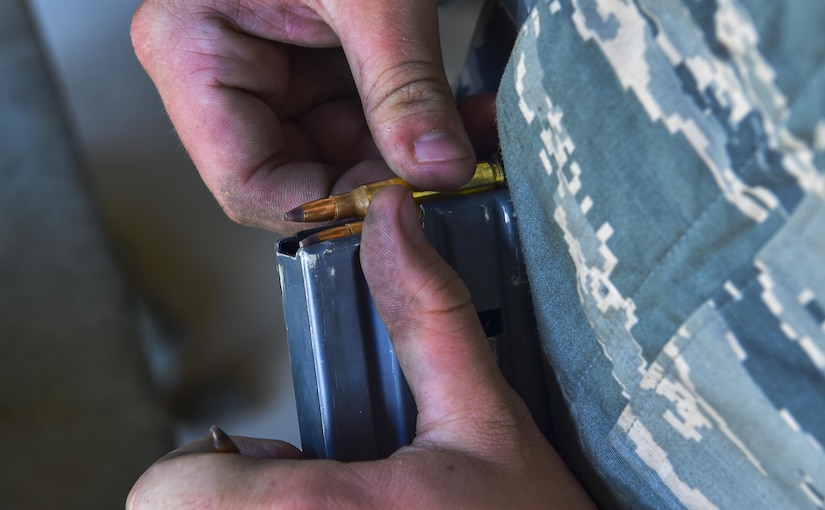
[209,425,240,454]
[298,221,364,248]
[284,159,505,223]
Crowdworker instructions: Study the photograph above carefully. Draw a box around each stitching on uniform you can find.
[632,192,728,299]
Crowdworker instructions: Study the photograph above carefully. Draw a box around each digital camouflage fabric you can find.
[488,0,825,507]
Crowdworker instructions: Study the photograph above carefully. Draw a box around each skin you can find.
[129,1,593,507]
[131,0,496,234]
[126,188,595,509]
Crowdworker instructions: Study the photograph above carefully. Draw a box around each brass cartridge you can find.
[284,159,505,223]
[298,221,365,248]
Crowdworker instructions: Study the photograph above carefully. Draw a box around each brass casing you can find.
[412,159,504,202]
[294,159,505,223]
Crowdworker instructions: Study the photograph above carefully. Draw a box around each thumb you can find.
[319,0,476,188]
[360,187,518,449]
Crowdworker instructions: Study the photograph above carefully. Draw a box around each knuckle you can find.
[130,1,183,66]
[130,2,156,60]
[130,1,170,46]
[398,261,482,341]
[415,261,474,317]
[214,187,258,227]
[364,60,453,123]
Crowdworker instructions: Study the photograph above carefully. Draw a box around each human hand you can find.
[126,187,593,509]
[131,0,496,233]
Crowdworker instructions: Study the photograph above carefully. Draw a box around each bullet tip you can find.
[298,233,322,248]
[284,206,305,222]
[210,425,240,454]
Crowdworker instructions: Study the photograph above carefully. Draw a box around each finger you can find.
[329,159,396,194]
[292,96,381,166]
[319,0,477,189]
[359,187,519,449]
[127,434,314,509]
[131,3,366,232]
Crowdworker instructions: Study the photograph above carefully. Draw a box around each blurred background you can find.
[1,0,483,507]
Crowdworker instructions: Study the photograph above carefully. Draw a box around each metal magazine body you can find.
[276,189,550,461]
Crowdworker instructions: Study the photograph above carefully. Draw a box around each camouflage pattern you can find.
[488,0,825,507]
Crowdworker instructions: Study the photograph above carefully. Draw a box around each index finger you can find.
[131,2,377,231]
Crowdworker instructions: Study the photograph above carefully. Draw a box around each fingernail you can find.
[413,131,470,163]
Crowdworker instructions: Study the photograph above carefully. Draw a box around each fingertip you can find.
[323,0,475,190]
[359,186,432,338]
[360,186,425,275]
[367,100,477,190]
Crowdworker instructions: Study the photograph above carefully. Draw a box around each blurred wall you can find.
[27,0,302,446]
[1,2,170,507]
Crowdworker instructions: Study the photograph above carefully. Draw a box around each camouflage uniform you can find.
[461,0,825,507]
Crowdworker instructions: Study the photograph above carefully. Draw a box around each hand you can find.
[126,187,594,509]
[131,0,496,233]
